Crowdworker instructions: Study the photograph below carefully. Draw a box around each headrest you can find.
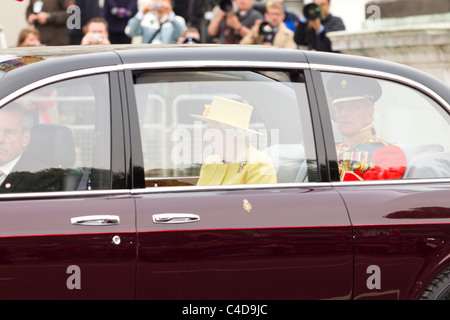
[27,124,76,168]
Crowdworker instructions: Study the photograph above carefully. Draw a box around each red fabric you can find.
[342,145,407,181]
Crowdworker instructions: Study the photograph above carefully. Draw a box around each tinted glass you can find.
[0,74,111,193]
[322,72,450,181]
[133,69,318,187]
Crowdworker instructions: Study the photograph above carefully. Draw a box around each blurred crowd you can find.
[17,0,345,52]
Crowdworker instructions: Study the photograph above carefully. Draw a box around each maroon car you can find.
[0,45,450,300]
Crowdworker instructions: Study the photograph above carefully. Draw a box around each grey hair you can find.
[1,102,34,132]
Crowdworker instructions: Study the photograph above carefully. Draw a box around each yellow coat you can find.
[196,145,277,186]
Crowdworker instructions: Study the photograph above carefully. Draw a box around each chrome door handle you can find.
[71,215,120,226]
[152,213,200,224]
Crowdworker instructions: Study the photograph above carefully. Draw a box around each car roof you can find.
[0,44,449,105]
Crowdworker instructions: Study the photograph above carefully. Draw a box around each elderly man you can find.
[327,74,407,181]
[0,103,64,193]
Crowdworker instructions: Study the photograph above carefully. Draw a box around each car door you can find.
[316,69,450,299]
[128,65,354,299]
[0,71,136,299]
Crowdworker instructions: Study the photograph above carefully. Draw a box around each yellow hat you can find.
[191,96,261,135]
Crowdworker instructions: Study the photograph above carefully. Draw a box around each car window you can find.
[132,69,318,187]
[0,74,111,193]
[322,72,450,181]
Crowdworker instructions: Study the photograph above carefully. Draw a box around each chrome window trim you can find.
[121,60,310,71]
[130,182,334,195]
[132,178,450,194]
[0,65,119,107]
[309,63,450,111]
[331,178,450,187]
[0,189,131,200]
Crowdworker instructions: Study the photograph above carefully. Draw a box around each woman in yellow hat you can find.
[191,96,277,186]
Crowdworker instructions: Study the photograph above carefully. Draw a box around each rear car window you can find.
[0,74,111,193]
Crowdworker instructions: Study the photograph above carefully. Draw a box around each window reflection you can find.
[0,74,111,193]
[133,69,317,187]
[323,72,450,181]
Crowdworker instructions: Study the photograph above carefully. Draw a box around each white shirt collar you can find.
[0,154,22,177]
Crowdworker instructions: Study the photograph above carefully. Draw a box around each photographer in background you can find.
[270,0,299,32]
[240,2,296,49]
[207,0,263,44]
[294,0,345,52]
[81,18,111,45]
[177,27,201,44]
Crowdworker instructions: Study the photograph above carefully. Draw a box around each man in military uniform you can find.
[327,74,407,181]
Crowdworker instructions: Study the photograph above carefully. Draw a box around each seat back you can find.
[264,144,306,183]
[395,143,445,178]
[403,151,450,179]
[28,124,76,168]
[27,124,82,191]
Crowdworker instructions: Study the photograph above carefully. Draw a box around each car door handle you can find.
[71,215,120,226]
[152,213,200,224]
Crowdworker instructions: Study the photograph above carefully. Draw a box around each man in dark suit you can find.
[0,103,65,193]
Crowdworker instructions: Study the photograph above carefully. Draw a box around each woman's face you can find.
[21,32,41,47]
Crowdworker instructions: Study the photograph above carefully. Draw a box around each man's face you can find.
[334,99,374,137]
[0,110,30,166]
[264,7,285,27]
[88,22,108,37]
[314,0,330,16]
[236,0,254,11]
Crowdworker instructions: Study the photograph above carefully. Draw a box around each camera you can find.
[303,3,322,20]
[153,3,163,10]
[259,20,275,43]
[183,37,200,44]
[219,0,238,15]
[259,21,274,36]
[91,34,102,43]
